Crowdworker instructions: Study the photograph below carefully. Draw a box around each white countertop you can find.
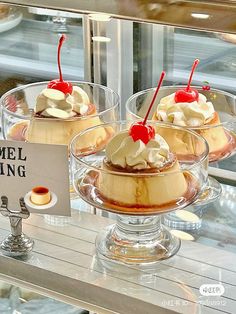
[0,207,235,314]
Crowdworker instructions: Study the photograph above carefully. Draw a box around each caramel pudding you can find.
[80,129,199,215]
[7,35,110,148]
[30,186,51,205]
[7,86,108,147]
[153,91,236,161]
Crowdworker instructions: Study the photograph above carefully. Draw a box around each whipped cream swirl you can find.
[106,130,170,170]
[35,86,90,119]
[156,92,215,127]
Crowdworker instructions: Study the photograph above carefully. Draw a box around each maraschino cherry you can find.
[129,71,166,144]
[47,34,73,95]
[174,59,199,103]
[202,81,211,91]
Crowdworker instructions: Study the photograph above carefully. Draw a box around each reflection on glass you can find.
[92,36,111,43]
[88,13,111,22]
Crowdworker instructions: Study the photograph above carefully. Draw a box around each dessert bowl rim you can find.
[70,120,209,177]
[0,80,120,121]
[126,85,236,130]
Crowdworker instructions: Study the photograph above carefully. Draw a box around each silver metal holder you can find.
[0,196,34,256]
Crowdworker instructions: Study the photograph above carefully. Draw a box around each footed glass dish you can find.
[126,86,236,163]
[70,121,220,265]
[1,81,119,147]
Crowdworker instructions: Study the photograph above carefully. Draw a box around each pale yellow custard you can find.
[30,186,51,205]
[94,130,198,213]
[8,87,108,147]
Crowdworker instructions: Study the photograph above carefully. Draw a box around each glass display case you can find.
[0,1,236,313]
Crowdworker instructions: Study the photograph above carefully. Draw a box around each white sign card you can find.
[0,140,71,216]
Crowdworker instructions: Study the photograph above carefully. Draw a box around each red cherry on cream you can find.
[174,59,200,103]
[47,34,73,95]
[129,122,155,144]
[48,79,73,94]
[174,88,199,103]
[129,71,166,144]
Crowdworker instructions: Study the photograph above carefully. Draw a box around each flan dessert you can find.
[94,126,198,213]
[151,59,235,161]
[80,71,200,214]
[30,186,51,205]
[7,35,109,147]
[153,90,232,160]
[7,85,108,147]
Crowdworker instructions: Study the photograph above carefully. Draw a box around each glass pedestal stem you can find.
[96,214,181,265]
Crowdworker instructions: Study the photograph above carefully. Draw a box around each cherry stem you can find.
[186,59,199,92]
[57,34,66,82]
[143,71,166,126]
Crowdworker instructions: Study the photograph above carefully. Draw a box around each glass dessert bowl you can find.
[126,86,236,163]
[1,81,119,148]
[71,121,212,264]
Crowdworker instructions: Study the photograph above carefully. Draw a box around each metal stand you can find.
[0,196,34,256]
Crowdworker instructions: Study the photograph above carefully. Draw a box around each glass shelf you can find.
[0,280,88,314]
[2,0,236,33]
[0,208,235,314]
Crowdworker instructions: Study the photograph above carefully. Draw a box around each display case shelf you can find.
[2,0,236,34]
[0,204,236,314]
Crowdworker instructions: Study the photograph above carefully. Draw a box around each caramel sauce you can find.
[32,186,49,194]
[7,103,98,142]
[79,170,199,216]
[103,153,176,173]
[30,186,51,205]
